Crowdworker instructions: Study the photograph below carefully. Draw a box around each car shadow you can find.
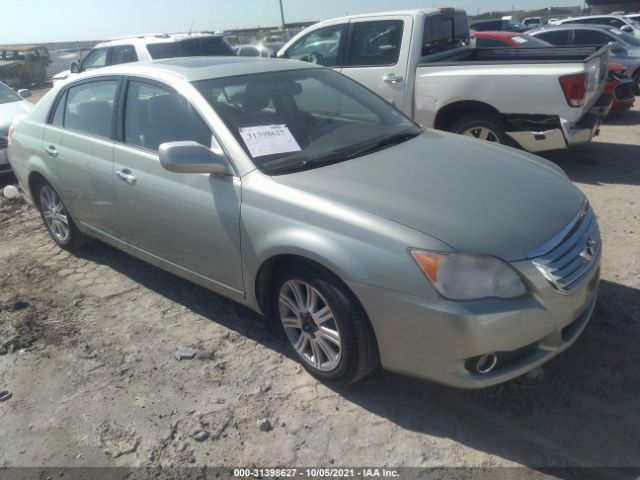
[603,108,640,126]
[540,142,640,186]
[74,240,640,476]
[0,172,17,189]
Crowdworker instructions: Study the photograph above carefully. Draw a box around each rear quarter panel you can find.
[414,60,606,127]
[7,89,60,197]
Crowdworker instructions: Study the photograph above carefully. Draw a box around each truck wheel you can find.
[633,71,640,95]
[271,262,379,386]
[450,113,513,146]
[35,180,89,250]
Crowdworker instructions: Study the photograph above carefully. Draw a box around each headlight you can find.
[409,249,527,301]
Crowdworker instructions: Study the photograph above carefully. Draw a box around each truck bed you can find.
[420,46,608,66]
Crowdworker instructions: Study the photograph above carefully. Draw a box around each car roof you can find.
[79,56,323,83]
[532,23,620,32]
[559,14,627,22]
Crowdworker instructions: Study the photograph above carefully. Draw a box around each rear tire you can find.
[271,262,379,386]
[34,179,89,250]
[450,112,515,147]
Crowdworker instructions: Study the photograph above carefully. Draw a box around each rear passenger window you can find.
[64,80,118,138]
[124,80,211,152]
[347,20,403,66]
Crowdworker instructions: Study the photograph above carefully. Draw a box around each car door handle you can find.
[44,145,58,158]
[382,73,404,84]
[115,169,137,185]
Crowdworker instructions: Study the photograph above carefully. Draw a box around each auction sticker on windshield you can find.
[239,124,301,157]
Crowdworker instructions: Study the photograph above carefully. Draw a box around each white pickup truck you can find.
[278,8,612,152]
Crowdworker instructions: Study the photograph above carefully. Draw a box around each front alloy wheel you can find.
[279,279,342,372]
[272,263,379,385]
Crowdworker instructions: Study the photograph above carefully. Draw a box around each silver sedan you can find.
[7,57,601,387]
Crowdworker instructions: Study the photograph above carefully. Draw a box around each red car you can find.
[606,62,635,111]
[473,31,555,48]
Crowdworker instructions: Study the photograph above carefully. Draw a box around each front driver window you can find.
[347,20,403,67]
[284,24,346,67]
[124,80,211,152]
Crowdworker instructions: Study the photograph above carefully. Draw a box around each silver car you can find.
[8,57,601,388]
[0,81,32,174]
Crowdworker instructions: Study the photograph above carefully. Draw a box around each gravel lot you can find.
[0,98,638,476]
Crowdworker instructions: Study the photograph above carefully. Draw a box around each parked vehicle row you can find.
[277,8,612,153]
[7,55,602,388]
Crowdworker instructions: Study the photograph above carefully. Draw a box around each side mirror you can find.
[17,89,31,98]
[620,25,632,33]
[70,62,79,74]
[159,141,233,175]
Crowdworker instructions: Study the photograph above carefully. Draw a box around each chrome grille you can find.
[526,202,601,295]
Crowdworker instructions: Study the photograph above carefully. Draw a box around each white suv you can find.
[52,33,234,87]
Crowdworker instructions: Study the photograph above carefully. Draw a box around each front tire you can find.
[35,180,88,250]
[271,263,379,386]
[450,113,514,146]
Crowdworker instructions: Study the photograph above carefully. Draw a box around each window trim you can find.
[342,19,405,69]
[46,76,124,141]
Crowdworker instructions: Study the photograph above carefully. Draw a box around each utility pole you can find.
[279,0,286,30]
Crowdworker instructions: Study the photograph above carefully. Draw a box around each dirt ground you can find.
[0,100,638,477]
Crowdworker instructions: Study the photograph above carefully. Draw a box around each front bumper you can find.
[506,93,613,153]
[348,257,600,389]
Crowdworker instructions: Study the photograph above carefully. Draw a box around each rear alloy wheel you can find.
[36,181,88,250]
[450,113,514,147]
[272,263,379,385]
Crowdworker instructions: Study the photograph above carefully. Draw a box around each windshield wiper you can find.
[267,128,422,175]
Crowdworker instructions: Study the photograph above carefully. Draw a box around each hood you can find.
[272,130,585,261]
[52,69,71,80]
[0,100,33,127]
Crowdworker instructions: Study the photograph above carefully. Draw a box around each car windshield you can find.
[194,68,422,175]
[0,82,21,104]
[608,27,640,46]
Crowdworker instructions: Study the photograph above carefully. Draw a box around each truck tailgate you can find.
[579,46,609,114]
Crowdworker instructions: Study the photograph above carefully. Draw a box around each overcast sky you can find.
[2,0,585,44]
